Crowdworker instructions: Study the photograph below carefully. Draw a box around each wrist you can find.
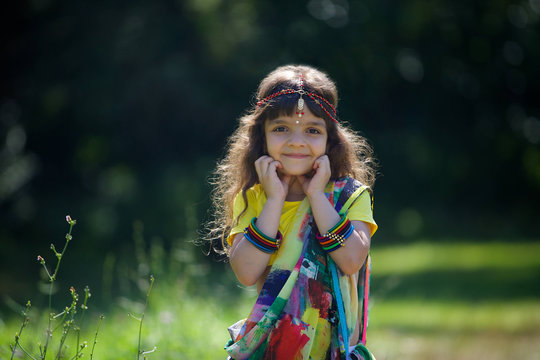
[306,190,326,202]
[266,195,286,207]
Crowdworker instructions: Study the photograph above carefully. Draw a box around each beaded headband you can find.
[256,74,338,123]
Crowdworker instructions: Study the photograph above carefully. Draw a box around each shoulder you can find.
[334,176,371,201]
[233,184,266,209]
[243,184,265,201]
[336,177,377,235]
[333,176,365,189]
[248,184,265,198]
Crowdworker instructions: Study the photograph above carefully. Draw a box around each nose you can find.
[287,129,306,147]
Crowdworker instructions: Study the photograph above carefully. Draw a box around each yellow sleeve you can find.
[345,188,378,237]
[227,186,261,246]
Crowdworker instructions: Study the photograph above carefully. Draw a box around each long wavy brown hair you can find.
[206,65,376,254]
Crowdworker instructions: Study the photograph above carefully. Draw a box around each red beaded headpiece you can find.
[256,75,338,123]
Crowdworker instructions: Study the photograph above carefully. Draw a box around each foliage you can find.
[9,216,95,360]
[0,0,539,342]
[7,216,156,360]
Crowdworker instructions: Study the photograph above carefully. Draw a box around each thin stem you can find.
[41,217,77,360]
[55,310,76,359]
[42,281,54,359]
[55,287,78,360]
[14,342,39,360]
[10,302,30,360]
[40,263,54,282]
[42,315,53,359]
[90,315,104,360]
[137,275,155,360]
[75,286,90,358]
[68,349,85,360]
[55,320,74,360]
[51,222,74,281]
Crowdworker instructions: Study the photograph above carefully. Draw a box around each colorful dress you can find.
[225,177,376,360]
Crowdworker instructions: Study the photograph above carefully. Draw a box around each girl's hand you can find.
[297,155,331,197]
[254,156,292,201]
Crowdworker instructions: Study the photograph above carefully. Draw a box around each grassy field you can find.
[2,241,539,359]
[368,241,540,360]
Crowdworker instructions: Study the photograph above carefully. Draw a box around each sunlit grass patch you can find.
[84,279,257,359]
[370,299,540,334]
[366,240,540,359]
[367,327,540,360]
[371,241,540,275]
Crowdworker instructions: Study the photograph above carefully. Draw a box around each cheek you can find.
[317,137,329,155]
[265,136,280,155]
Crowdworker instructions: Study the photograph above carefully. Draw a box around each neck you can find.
[285,177,306,202]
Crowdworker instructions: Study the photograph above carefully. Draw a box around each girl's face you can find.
[264,106,328,176]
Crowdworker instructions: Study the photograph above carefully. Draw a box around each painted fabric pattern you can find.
[225,177,374,360]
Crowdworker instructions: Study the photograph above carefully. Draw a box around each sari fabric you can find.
[225,177,374,360]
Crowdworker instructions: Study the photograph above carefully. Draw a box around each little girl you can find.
[209,65,377,360]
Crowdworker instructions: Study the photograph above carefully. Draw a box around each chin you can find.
[280,167,314,177]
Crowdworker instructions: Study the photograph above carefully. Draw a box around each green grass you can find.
[372,241,540,275]
[1,284,257,359]
[371,300,540,333]
[2,241,539,359]
[367,241,540,360]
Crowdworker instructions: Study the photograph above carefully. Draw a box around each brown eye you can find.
[272,126,287,132]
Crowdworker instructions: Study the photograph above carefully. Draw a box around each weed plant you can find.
[7,215,156,360]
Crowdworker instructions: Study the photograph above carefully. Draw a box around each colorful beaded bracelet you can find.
[243,217,282,254]
[316,216,354,253]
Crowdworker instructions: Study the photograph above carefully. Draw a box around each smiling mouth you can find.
[283,154,309,159]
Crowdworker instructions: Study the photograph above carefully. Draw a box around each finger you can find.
[313,158,325,173]
[266,160,283,181]
[270,160,282,170]
[315,155,328,167]
[255,156,273,170]
[321,155,331,169]
[323,157,332,174]
[255,156,273,177]
[254,159,264,181]
[255,155,274,165]
[315,155,331,174]
[267,160,282,176]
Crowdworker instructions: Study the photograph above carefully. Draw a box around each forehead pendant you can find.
[296,74,305,122]
[256,75,338,123]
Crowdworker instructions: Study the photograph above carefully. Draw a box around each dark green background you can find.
[1,0,539,306]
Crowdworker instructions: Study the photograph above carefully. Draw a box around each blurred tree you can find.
[0,0,538,303]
